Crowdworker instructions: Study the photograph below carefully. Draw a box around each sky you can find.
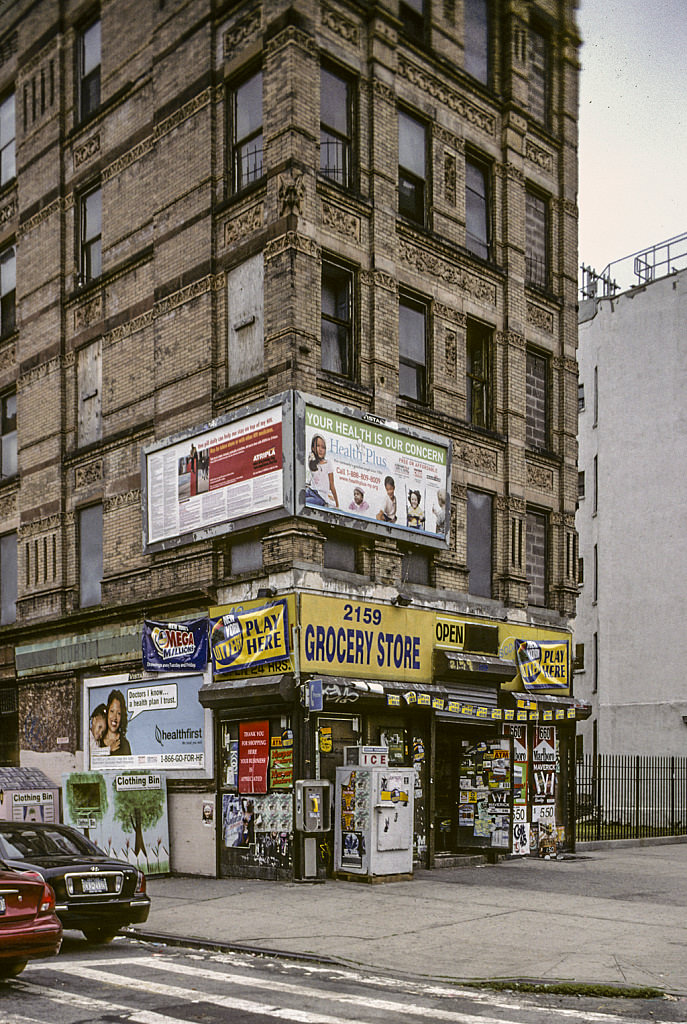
[576,0,687,284]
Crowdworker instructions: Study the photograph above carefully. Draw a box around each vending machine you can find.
[334,747,415,879]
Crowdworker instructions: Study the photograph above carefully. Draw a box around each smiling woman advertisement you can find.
[103,689,131,756]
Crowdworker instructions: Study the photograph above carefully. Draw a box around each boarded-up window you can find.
[79,504,102,608]
[467,489,492,598]
[227,254,264,387]
[526,510,546,607]
[78,339,102,446]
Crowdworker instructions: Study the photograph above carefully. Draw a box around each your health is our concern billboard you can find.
[141,393,293,552]
[296,393,450,547]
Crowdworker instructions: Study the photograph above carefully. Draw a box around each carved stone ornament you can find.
[278,173,305,217]
[454,441,498,474]
[526,302,554,333]
[73,133,101,170]
[526,462,554,491]
[224,204,263,247]
[75,461,103,489]
[398,55,495,137]
[321,4,359,45]
[525,139,553,174]
[104,489,140,512]
[223,9,261,57]
[0,196,16,225]
[264,232,320,262]
[74,294,104,332]
[321,200,361,242]
[399,239,496,306]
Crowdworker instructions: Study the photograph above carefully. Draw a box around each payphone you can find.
[294,780,331,879]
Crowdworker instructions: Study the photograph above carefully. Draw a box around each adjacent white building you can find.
[575,243,687,756]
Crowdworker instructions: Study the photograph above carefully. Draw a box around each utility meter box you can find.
[295,780,331,833]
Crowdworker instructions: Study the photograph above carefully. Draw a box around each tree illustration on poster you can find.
[112,785,164,859]
[64,772,108,840]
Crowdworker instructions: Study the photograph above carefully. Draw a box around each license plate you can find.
[0,896,5,913]
[82,876,108,894]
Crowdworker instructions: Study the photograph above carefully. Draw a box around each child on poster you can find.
[376,476,397,522]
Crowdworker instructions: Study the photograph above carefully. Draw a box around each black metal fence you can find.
[576,755,687,843]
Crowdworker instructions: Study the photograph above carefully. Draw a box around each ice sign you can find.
[127,683,178,721]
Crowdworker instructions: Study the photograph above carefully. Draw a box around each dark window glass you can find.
[0,391,16,478]
[526,350,548,449]
[525,190,548,288]
[398,110,426,225]
[528,26,549,125]
[467,489,492,598]
[0,533,16,625]
[526,510,547,606]
[402,548,430,586]
[466,320,491,428]
[320,68,352,188]
[399,297,427,402]
[324,537,357,573]
[0,93,15,185]
[464,0,489,84]
[80,187,101,282]
[0,246,15,336]
[578,471,585,499]
[80,20,101,121]
[399,0,425,39]
[233,71,263,191]
[465,158,489,259]
[578,382,585,411]
[321,262,353,377]
[79,504,103,608]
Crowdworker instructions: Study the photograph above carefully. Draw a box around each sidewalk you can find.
[131,842,687,995]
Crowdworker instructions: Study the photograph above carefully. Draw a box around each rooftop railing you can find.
[580,230,687,300]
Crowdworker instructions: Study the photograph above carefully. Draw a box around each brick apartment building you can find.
[0,0,583,879]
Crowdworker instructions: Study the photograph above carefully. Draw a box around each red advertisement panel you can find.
[238,720,270,794]
[209,422,282,491]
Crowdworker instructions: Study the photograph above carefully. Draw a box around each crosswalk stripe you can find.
[29,959,677,1024]
[42,954,672,1024]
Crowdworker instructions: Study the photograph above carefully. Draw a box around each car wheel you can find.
[82,927,119,944]
[0,961,28,979]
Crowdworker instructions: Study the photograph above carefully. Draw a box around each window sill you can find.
[0,472,18,490]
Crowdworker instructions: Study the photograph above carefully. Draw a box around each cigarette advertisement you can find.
[300,399,450,544]
[143,399,287,550]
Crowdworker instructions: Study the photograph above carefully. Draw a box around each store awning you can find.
[434,649,519,683]
[198,673,294,709]
[506,691,592,721]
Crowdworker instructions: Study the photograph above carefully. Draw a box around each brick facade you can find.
[0,0,580,766]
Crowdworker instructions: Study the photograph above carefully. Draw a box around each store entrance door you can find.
[434,723,461,852]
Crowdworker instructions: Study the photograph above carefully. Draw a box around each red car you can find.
[0,864,62,979]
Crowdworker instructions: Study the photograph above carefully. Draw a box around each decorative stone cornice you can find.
[526,302,554,333]
[398,56,495,137]
[18,513,62,539]
[18,355,61,391]
[18,197,62,237]
[434,125,463,152]
[433,302,461,323]
[372,79,395,106]
[497,495,525,514]
[224,203,263,247]
[0,492,16,521]
[0,340,15,373]
[265,25,318,58]
[102,137,154,183]
[399,239,496,306]
[104,489,140,512]
[321,4,359,45]
[264,232,320,262]
[321,199,361,242]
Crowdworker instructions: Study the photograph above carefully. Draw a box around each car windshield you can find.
[0,827,102,860]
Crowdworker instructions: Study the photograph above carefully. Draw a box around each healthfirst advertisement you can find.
[301,595,571,694]
[62,771,170,875]
[88,674,206,771]
[302,403,450,540]
[143,402,284,549]
[209,595,297,679]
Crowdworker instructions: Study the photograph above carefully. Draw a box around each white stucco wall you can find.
[575,269,687,755]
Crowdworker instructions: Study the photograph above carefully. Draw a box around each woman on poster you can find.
[305,434,339,507]
[103,689,132,756]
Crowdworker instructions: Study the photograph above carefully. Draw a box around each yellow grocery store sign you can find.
[300,595,434,682]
